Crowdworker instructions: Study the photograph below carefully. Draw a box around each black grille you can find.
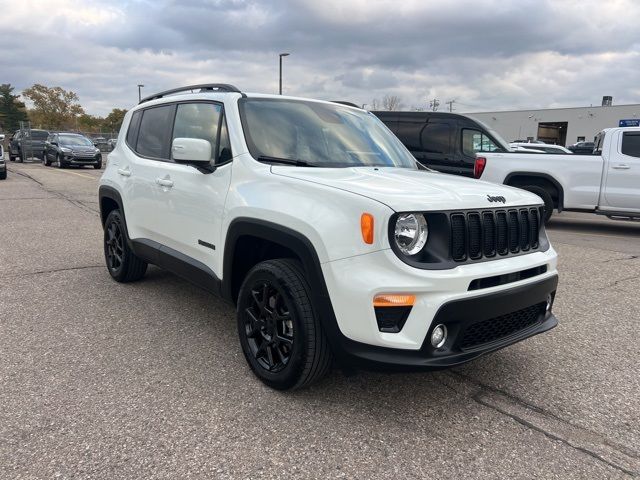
[459,302,546,350]
[450,208,541,262]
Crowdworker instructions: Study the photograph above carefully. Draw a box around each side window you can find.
[171,102,232,164]
[136,105,174,159]
[462,129,499,156]
[394,122,423,151]
[621,132,640,158]
[218,115,232,163]
[421,122,452,154]
[126,110,142,149]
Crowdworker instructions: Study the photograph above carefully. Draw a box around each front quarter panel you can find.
[222,154,394,264]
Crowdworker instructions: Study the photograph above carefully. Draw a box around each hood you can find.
[272,166,541,212]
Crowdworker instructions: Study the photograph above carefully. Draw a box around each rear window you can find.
[126,110,142,148]
[136,105,174,159]
[31,131,49,140]
[621,132,640,158]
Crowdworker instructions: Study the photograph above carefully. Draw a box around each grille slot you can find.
[520,209,530,251]
[449,207,541,262]
[482,212,496,257]
[459,303,545,350]
[508,210,520,253]
[496,211,508,255]
[451,214,466,261]
[468,213,482,259]
[529,208,539,249]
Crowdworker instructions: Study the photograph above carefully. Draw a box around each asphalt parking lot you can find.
[1,160,639,479]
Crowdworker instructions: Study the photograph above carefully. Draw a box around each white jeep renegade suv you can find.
[99,84,559,390]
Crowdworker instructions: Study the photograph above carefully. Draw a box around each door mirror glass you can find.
[172,137,212,163]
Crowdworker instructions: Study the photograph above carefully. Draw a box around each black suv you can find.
[9,129,49,162]
[373,111,510,177]
[44,133,102,169]
[567,141,595,154]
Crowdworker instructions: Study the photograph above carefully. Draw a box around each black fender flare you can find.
[504,172,565,212]
[223,218,347,360]
[98,185,131,236]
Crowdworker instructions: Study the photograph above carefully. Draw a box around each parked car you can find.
[475,127,640,222]
[9,129,49,161]
[93,137,109,152]
[0,139,6,180]
[510,142,573,154]
[99,84,559,390]
[44,133,102,169]
[107,138,117,151]
[567,141,595,154]
[373,111,511,176]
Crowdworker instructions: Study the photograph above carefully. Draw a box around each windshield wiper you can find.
[257,155,317,167]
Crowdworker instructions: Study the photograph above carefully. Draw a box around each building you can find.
[463,100,640,146]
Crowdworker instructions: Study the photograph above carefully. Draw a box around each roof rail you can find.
[331,101,362,108]
[139,84,242,104]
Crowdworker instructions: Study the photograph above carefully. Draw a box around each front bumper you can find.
[336,275,557,370]
[320,247,559,369]
[64,154,101,165]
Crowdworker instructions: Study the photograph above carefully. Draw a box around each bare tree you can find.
[370,98,381,110]
[382,94,402,111]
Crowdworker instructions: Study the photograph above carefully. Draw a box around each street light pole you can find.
[279,53,290,95]
[137,84,145,102]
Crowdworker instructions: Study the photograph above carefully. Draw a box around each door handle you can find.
[612,164,630,170]
[155,178,174,188]
[117,167,131,177]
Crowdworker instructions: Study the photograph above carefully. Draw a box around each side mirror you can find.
[172,137,212,164]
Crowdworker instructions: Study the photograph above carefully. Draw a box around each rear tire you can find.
[237,259,332,390]
[0,170,6,180]
[103,209,147,282]
[522,185,554,222]
[43,153,51,166]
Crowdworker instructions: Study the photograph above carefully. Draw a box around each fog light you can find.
[430,324,447,349]
[546,294,553,312]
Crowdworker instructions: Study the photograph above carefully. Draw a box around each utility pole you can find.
[445,99,456,112]
[137,84,144,102]
[429,98,440,111]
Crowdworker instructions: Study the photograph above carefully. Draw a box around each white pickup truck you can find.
[475,127,640,222]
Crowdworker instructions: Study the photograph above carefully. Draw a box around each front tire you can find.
[237,259,332,390]
[94,160,102,169]
[522,185,554,222]
[103,209,147,282]
[43,153,51,166]
[0,170,6,180]
[57,154,66,169]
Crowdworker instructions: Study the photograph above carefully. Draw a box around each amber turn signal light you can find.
[373,294,416,307]
[361,213,374,244]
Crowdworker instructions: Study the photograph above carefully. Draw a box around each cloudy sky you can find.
[3,0,640,116]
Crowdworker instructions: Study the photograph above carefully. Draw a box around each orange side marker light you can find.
[361,213,374,244]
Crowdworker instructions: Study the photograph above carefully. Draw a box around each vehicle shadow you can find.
[547,216,640,236]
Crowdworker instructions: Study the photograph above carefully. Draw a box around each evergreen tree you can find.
[0,84,28,132]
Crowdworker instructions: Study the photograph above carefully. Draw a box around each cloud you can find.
[2,0,640,116]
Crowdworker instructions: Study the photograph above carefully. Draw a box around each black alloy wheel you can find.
[237,259,332,390]
[105,219,125,273]
[103,209,147,282]
[243,281,295,373]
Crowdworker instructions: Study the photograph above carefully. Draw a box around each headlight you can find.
[394,213,428,255]
[61,147,72,153]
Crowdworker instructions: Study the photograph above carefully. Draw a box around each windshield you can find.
[239,98,418,168]
[59,135,94,147]
[468,118,511,151]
